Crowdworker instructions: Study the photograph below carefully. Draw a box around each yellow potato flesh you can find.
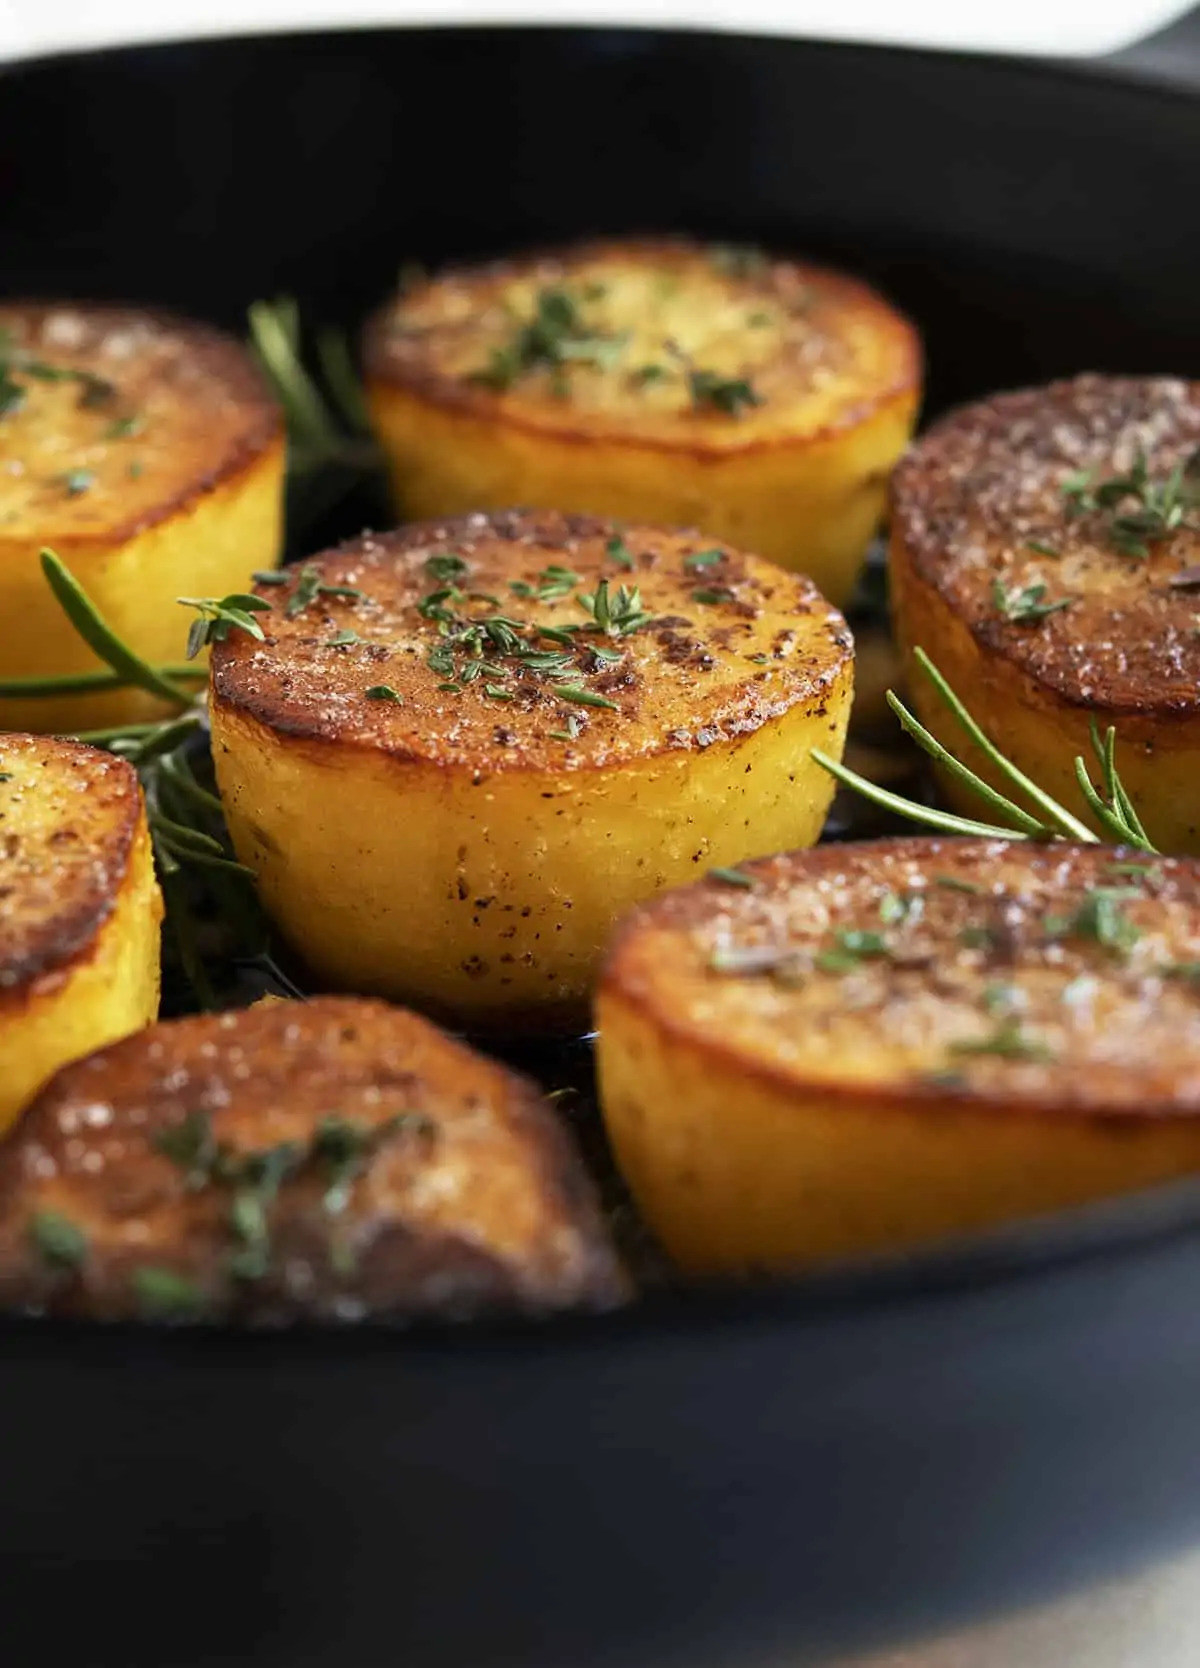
[369,384,914,611]
[596,838,1200,1275]
[364,240,920,608]
[0,446,284,734]
[215,685,846,1031]
[596,992,1200,1274]
[208,512,853,1030]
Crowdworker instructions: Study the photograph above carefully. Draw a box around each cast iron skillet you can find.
[3,20,1200,1668]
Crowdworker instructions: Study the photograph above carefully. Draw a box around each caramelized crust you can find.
[0,997,627,1324]
[602,838,1200,1112]
[0,302,281,546]
[892,376,1200,714]
[210,509,852,773]
[0,735,143,990]
[597,837,1200,1273]
[365,238,918,456]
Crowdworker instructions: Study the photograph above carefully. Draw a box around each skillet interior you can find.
[3,25,1200,1668]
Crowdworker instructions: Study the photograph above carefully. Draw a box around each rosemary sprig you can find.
[38,550,193,708]
[247,297,382,537]
[813,647,1156,854]
[22,550,298,1007]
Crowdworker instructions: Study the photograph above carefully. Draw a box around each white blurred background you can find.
[0,0,1194,65]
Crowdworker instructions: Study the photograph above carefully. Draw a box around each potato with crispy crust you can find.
[363,239,920,607]
[0,734,161,1132]
[597,837,1200,1275]
[0,303,284,733]
[209,510,853,1031]
[890,375,1200,853]
[0,996,626,1324]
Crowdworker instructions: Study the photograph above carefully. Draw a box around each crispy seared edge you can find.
[0,740,145,996]
[0,300,284,547]
[362,237,922,461]
[598,835,1200,1122]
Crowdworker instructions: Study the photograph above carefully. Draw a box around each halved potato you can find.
[0,303,284,732]
[597,837,1200,1275]
[363,238,921,607]
[0,995,626,1323]
[890,375,1200,853]
[209,509,853,1031]
[0,733,161,1132]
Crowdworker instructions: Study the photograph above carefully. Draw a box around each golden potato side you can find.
[363,239,920,607]
[597,837,1200,1275]
[0,996,626,1323]
[890,375,1200,853]
[209,509,854,1031]
[0,734,161,1132]
[0,303,284,732]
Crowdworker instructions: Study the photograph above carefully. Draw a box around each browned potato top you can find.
[892,375,1200,713]
[0,302,281,545]
[0,996,627,1323]
[210,509,852,772]
[0,735,143,991]
[364,238,919,453]
[602,837,1200,1115]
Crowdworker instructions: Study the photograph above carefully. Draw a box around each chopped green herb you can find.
[633,363,668,385]
[549,714,583,742]
[815,929,889,972]
[484,683,514,701]
[1044,887,1141,953]
[29,1210,87,1270]
[684,549,724,573]
[471,287,627,389]
[425,552,468,582]
[284,565,365,617]
[576,579,653,636]
[127,460,144,479]
[958,925,996,949]
[1061,448,1200,559]
[105,414,144,439]
[688,369,763,417]
[879,890,923,926]
[1025,539,1059,558]
[57,469,95,497]
[992,577,1073,623]
[325,629,361,648]
[691,587,735,606]
[950,1019,1055,1062]
[153,1109,218,1184]
[935,875,984,894]
[365,684,403,703]
[132,1267,205,1317]
[709,866,755,889]
[178,593,271,658]
[552,685,618,710]
[606,535,636,570]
